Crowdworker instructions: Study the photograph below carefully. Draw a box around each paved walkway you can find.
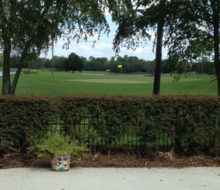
[0,167,219,190]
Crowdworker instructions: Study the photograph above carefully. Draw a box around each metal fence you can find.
[49,113,176,155]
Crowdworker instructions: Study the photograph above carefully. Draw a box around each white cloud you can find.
[43,36,167,60]
[62,29,101,42]
[41,15,168,61]
[123,47,144,54]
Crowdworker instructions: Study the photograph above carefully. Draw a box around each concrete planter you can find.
[51,154,71,172]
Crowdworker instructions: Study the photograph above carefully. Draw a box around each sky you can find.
[41,15,168,61]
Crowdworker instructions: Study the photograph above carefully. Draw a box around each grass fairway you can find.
[0,70,217,96]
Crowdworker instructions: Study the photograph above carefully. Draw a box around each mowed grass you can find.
[0,70,217,96]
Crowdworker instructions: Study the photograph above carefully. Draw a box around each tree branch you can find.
[0,0,9,26]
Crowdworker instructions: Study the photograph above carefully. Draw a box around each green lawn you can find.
[0,70,217,96]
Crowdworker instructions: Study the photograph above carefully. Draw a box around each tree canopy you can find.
[0,0,110,94]
[166,0,220,94]
[64,52,83,72]
[110,0,219,95]
[0,0,219,95]
[111,0,183,95]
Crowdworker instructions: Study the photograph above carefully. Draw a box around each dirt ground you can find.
[1,152,220,169]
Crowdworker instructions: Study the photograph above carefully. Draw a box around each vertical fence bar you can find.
[135,118,138,155]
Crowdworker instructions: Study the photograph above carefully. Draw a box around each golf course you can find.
[0,70,217,96]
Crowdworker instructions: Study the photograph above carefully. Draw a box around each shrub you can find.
[23,69,38,74]
[0,95,219,158]
[57,95,220,157]
[0,96,53,155]
[28,133,88,158]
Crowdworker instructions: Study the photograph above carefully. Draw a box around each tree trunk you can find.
[51,39,54,77]
[10,66,22,95]
[2,38,11,95]
[153,18,164,95]
[1,3,51,95]
[212,1,220,96]
[11,41,30,94]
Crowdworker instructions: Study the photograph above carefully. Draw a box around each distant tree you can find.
[27,57,44,69]
[105,55,156,73]
[10,56,54,70]
[52,56,66,71]
[80,56,87,68]
[10,56,22,68]
[192,58,215,75]
[106,57,121,73]
[141,60,155,73]
[84,57,108,71]
[64,53,83,72]
[43,59,52,69]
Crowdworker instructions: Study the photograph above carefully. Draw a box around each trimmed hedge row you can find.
[0,95,220,157]
[0,96,53,155]
[58,96,220,157]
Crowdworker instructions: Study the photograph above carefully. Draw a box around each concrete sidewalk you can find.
[0,167,219,190]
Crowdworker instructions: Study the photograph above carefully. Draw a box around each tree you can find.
[166,0,220,95]
[84,56,108,71]
[111,0,182,95]
[0,0,109,95]
[64,53,83,72]
[0,53,3,67]
[52,56,66,71]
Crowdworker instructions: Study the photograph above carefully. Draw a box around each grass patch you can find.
[64,79,150,84]
[0,70,217,96]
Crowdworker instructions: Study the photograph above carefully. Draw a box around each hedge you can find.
[0,96,53,155]
[0,95,220,158]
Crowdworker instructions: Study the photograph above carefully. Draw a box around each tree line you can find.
[6,53,215,75]
[0,0,219,95]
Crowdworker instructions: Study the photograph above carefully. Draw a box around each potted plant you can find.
[29,133,88,172]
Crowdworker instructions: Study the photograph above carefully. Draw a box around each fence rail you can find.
[49,112,216,156]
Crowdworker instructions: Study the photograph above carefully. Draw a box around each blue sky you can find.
[42,15,168,61]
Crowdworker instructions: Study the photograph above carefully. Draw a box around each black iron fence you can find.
[49,112,212,156]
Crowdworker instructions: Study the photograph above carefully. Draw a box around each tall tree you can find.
[153,3,165,95]
[111,0,181,95]
[166,0,220,95]
[0,0,109,95]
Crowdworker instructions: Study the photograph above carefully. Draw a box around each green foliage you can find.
[23,69,38,74]
[0,96,53,154]
[84,57,108,71]
[58,95,220,157]
[28,133,88,158]
[9,54,214,74]
[0,0,110,94]
[64,53,83,72]
[106,56,155,73]
[10,54,172,74]
[111,0,181,52]
[0,95,219,158]
[52,56,67,71]
[166,0,219,77]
